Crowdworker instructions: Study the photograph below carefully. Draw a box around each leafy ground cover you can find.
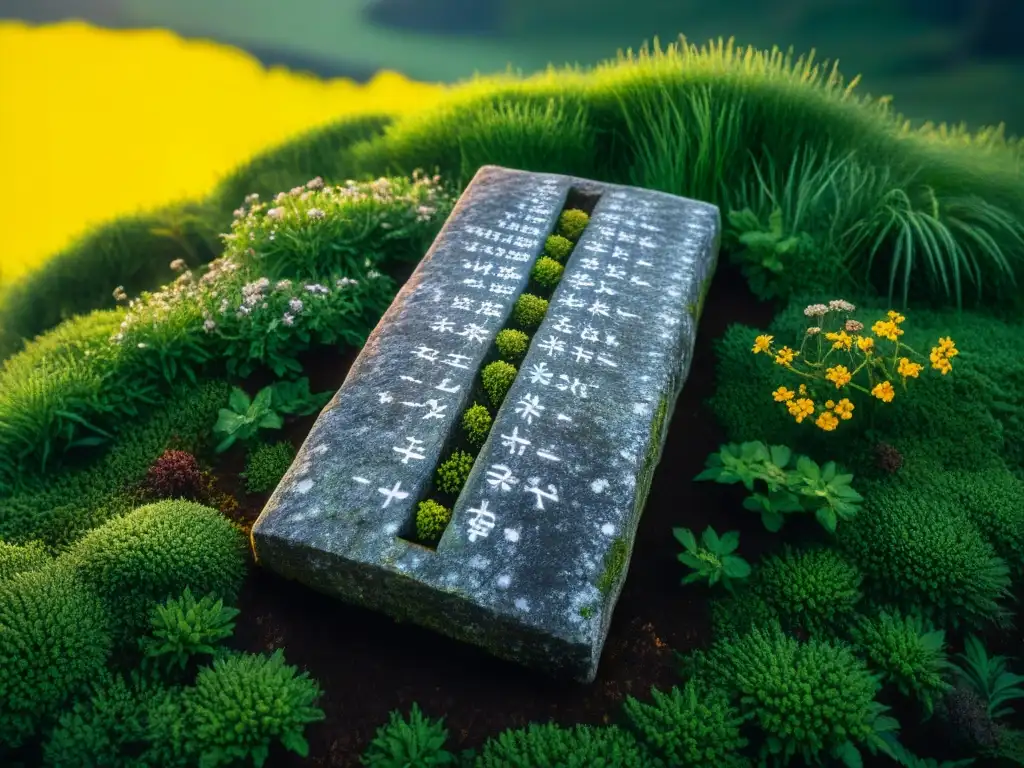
[2,34,1024,768]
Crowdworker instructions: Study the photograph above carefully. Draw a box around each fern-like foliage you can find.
[360,703,455,767]
[622,680,749,766]
[184,648,325,768]
[953,635,1024,721]
[139,587,240,673]
[474,723,653,767]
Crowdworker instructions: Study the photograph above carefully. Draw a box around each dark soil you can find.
[212,265,782,766]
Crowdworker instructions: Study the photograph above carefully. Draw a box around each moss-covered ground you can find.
[1,34,1023,766]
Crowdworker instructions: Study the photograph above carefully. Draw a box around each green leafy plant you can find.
[495,329,530,362]
[692,622,894,766]
[461,403,492,446]
[435,450,475,495]
[850,611,953,715]
[242,441,296,494]
[511,293,548,331]
[695,441,863,532]
[531,256,565,290]
[212,386,283,453]
[139,587,240,673]
[184,648,325,768]
[622,680,749,767]
[360,703,455,767]
[672,526,750,593]
[0,563,112,748]
[416,500,452,542]
[726,207,815,300]
[0,539,51,582]
[269,377,333,416]
[475,722,649,767]
[543,234,574,263]
[748,546,863,636]
[556,209,590,241]
[481,361,518,407]
[953,635,1024,721]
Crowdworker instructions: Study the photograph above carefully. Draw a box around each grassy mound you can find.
[3,37,1022,359]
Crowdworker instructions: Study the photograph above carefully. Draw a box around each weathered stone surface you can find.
[251,165,720,682]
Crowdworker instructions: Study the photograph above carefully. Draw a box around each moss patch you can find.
[596,537,629,596]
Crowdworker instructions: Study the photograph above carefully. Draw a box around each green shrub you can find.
[530,256,565,290]
[511,293,548,331]
[360,703,455,767]
[43,672,193,768]
[0,539,51,581]
[184,648,325,768]
[850,611,953,715]
[710,588,777,639]
[495,328,530,362]
[66,500,247,643]
[748,547,863,636]
[556,209,590,241]
[941,470,1024,575]
[622,680,749,767]
[0,379,230,548]
[694,623,882,765]
[839,480,1012,630]
[0,564,112,748]
[461,403,492,447]
[139,587,241,674]
[481,361,518,407]
[416,500,452,542]
[243,441,296,494]
[475,723,652,767]
[435,450,476,495]
[543,234,575,264]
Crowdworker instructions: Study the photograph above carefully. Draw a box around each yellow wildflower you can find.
[897,357,923,379]
[857,336,874,353]
[772,386,795,402]
[929,337,958,375]
[825,365,852,389]
[931,353,953,375]
[872,381,895,403]
[825,400,836,409]
[887,310,906,324]
[816,411,839,431]
[787,398,815,423]
[774,346,797,366]
[825,330,853,350]
[798,384,807,395]
[752,334,773,354]
[834,399,855,420]
[872,320,903,341]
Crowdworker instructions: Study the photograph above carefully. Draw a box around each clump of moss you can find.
[242,441,295,494]
[435,450,475,495]
[511,294,548,331]
[531,257,564,291]
[495,329,530,363]
[597,537,629,595]
[482,361,518,407]
[557,209,589,242]
[415,500,451,542]
[461,403,492,447]
[543,234,574,264]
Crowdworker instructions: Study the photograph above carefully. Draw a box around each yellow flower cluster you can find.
[930,337,958,375]
[753,302,959,432]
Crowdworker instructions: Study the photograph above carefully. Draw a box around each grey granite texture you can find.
[251,165,720,682]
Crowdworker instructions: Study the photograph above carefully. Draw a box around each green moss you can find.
[543,234,574,264]
[495,329,530,363]
[578,604,595,620]
[461,403,493,447]
[481,360,518,408]
[530,256,565,290]
[556,209,590,242]
[242,441,296,494]
[597,537,629,596]
[511,293,548,331]
[415,500,452,542]
[693,270,715,320]
[435,450,476,495]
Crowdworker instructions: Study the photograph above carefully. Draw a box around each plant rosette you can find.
[672,525,751,592]
[751,299,959,432]
[696,441,863,533]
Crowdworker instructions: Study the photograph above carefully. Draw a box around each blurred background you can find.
[5,0,1022,128]
[1,0,1022,278]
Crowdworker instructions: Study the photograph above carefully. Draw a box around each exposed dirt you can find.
[207,262,792,767]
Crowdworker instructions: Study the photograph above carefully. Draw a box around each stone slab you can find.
[251,165,720,682]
